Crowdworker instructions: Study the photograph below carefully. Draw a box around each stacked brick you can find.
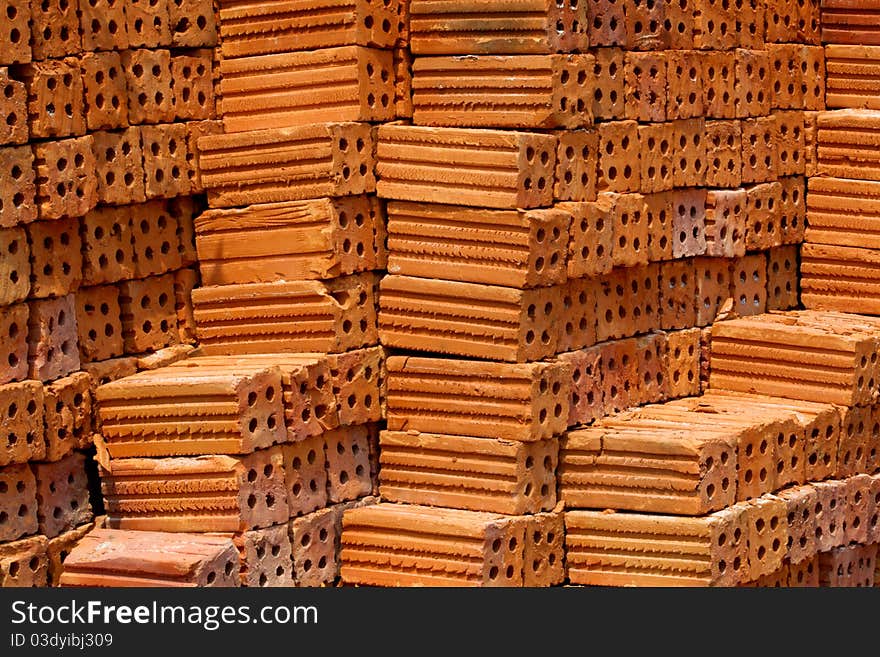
[0,0,220,586]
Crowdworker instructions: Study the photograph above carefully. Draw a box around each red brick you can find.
[0,535,48,587]
[638,122,674,194]
[33,136,98,221]
[590,47,625,120]
[606,191,648,267]
[802,46,825,111]
[79,0,128,51]
[80,206,137,285]
[672,118,707,188]
[393,47,413,119]
[704,120,742,188]
[122,49,174,125]
[765,0,800,43]
[75,284,124,363]
[0,225,29,305]
[693,0,737,50]
[32,451,93,538]
[776,110,806,177]
[587,0,625,46]
[730,253,768,317]
[628,263,661,335]
[777,486,818,566]
[0,67,28,145]
[140,123,191,199]
[80,51,128,131]
[663,0,695,49]
[736,0,766,47]
[43,372,91,460]
[168,196,200,266]
[644,191,673,261]
[0,303,28,385]
[558,277,598,352]
[702,51,736,120]
[837,407,870,478]
[185,119,222,194]
[19,57,85,139]
[325,424,373,504]
[660,258,696,331]
[768,44,804,111]
[0,462,38,541]
[741,115,779,185]
[27,295,80,382]
[672,189,707,258]
[170,0,217,47]
[233,525,294,587]
[25,217,81,298]
[778,176,805,245]
[623,0,666,49]
[559,345,604,427]
[705,189,747,257]
[91,127,146,206]
[560,198,613,278]
[601,337,639,413]
[598,121,640,193]
[665,328,701,397]
[667,50,704,120]
[281,436,328,518]
[0,0,31,64]
[694,256,732,327]
[29,0,81,60]
[173,268,198,345]
[624,51,667,122]
[734,50,771,119]
[130,199,183,278]
[766,246,799,311]
[596,268,634,342]
[555,129,598,203]
[126,0,172,48]
[0,144,36,228]
[171,51,215,121]
[745,182,783,250]
[0,380,44,466]
[636,331,669,405]
[813,480,847,552]
[118,274,179,354]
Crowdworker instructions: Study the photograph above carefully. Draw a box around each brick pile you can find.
[0,0,220,586]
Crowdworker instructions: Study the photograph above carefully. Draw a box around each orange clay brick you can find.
[813,480,847,552]
[590,47,625,120]
[776,110,805,177]
[766,246,799,311]
[171,51,215,121]
[587,0,624,45]
[0,463,38,542]
[170,0,218,47]
[672,118,707,188]
[385,355,569,442]
[185,119,222,194]
[644,191,673,261]
[118,273,179,354]
[385,201,567,288]
[18,57,85,139]
[744,182,783,250]
[704,120,742,188]
[0,303,28,385]
[230,524,295,587]
[744,496,787,580]
[768,44,804,111]
[409,0,586,54]
[694,256,733,327]
[558,345,604,426]
[598,120,640,194]
[599,337,639,414]
[0,381,44,466]
[734,50,771,119]
[624,0,666,50]
[693,0,737,50]
[736,0,766,47]
[130,200,184,278]
[80,206,136,286]
[29,0,81,60]
[597,264,660,341]
[75,284,124,363]
[729,253,767,317]
[663,0,695,49]
[0,145,36,228]
[704,189,747,257]
[667,50,704,121]
[605,192,648,267]
[140,123,191,200]
[80,51,128,131]
[78,0,128,51]
[0,225,29,305]
[25,217,81,299]
[0,67,27,146]
[324,346,384,427]
[560,199,613,278]
[672,189,707,258]
[665,327,701,398]
[558,277,598,353]
[660,259,696,331]
[555,129,599,202]
[778,176,806,245]
[32,452,93,538]
[635,331,668,405]
[324,424,374,504]
[702,50,736,120]
[0,0,31,65]
[42,372,92,460]
[0,535,49,587]
[91,127,146,206]
[121,49,174,125]
[393,47,413,119]
[777,485,818,565]
[638,123,674,194]
[33,136,97,221]
[624,51,667,123]
[837,406,870,478]
[802,46,825,111]
[27,294,80,382]
[168,197,200,266]
[126,0,171,48]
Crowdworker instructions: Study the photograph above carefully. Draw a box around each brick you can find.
[97,362,285,458]
[168,196,200,265]
[644,191,673,261]
[0,226,29,304]
[170,52,214,121]
[91,128,146,206]
[0,145,35,228]
[118,273,179,354]
[846,474,873,544]
[18,57,85,139]
[393,47,412,119]
[79,0,128,50]
[81,356,137,391]
[231,524,294,587]
[734,50,771,119]
[279,436,327,518]
[341,503,530,587]
[665,328,701,397]
[695,257,732,327]
[599,337,639,413]
[42,373,90,461]
[80,51,128,131]
[597,121,640,194]
[380,275,559,362]
[25,218,81,299]
[288,506,337,586]
[776,110,806,177]
[704,190,746,257]
[558,277,598,353]
[624,51,666,123]
[709,310,880,406]
[559,346,604,427]
[777,486,818,566]
[33,136,97,221]
[522,511,564,586]
[0,535,48,587]
[126,0,171,48]
[410,0,585,54]
[869,410,880,475]
[869,473,880,541]
[586,0,624,45]
[29,0,81,60]
[702,51,736,119]
[624,0,665,49]
[778,176,806,245]
[140,123,191,200]
[802,46,825,110]
[60,528,239,586]
[638,123,674,194]
[565,507,748,586]
[0,0,30,64]
[0,303,28,385]
[27,295,79,382]
[799,0,822,44]
[200,122,375,208]
[194,273,377,356]
[635,332,668,405]
[321,347,383,427]
[590,48,625,120]
[628,263,661,336]
[704,120,742,188]
[729,254,768,318]
[384,201,565,288]
[324,424,373,504]
[386,356,569,442]
[693,0,737,50]
[813,481,847,552]
[801,243,880,314]
[819,543,877,587]
[735,0,766,47]
[768,44,803,111]
[597,266,657,341]
[672,189,707,258]
[837,406,870,478]
[173,268,197,345]
[184,119,222,194]
[555,129,598,202]
[74,285,123,363]
[130,200,183,278]
[604,192,647,267]
[817,109,880,182]
[121,49,174,125]
[0,462,38,541]
[103,448,288,532]
[560,199,613,278]
[803,110,819,177]
[220,0,399,58]
[170,0,218,47]
[766,246,798,311]
[379,431,556,515]
[672,118,706,188]
[0,67,27,145]
[765,0,799,43]
[663,0,695,49]
[46,521,94,586]
[32,452,92,538]
[660,259,696,331]
[744,182,783,250]
[744,496,787,579]
[667,50,704,121]
[80,206,136,285]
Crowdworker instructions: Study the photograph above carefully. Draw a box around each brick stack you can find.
[0,0,219,587]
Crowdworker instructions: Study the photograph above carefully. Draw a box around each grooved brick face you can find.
[587,0,625,46]
[19,57,85,139]
[660,259,696,331]
[393,47,413,118]
[122,49,174,125]
[92,128,146,206]
[0,303,28,385]
[171,52,214,121]
[745,182,783,250]
[555,129,598,202]
[80,206,137,285]
[0,0,31,65]
[694,256,733,327]
[281,436,328,518]
[705,189,746,258]
[127,0,171,48]
[33,136,98,221]
[78,0,128,51]
[0,68,28,146]
[29,0,81,60]
[169,0,218,48]
[0,381,44,466]
[638,123,674,194]
[80,51,129,131]
[0,535,49,587]
[75,284,124,362]
[185,119,222,193]
[730,253,768,317]
[26,218,82,299]
[667,50,704,120]
[0,226,30,305]
[644,191,673,260]
[598,121,640,193]
[561,199,613,278]
[118,273,179,353]
[131,199,183,278]
[624,51,667,123]
[234,525,295,587]
[0,463,38,542]
[590,48,625,120]
[704,120,742,188]
[672,189,707,258]
[32,451,93,539]
[673,118,707,188]
[140,123,191,200]
[27,295,80,382]
[43,372,92,460]
[702,51,736,119]
[0,145,36,228]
